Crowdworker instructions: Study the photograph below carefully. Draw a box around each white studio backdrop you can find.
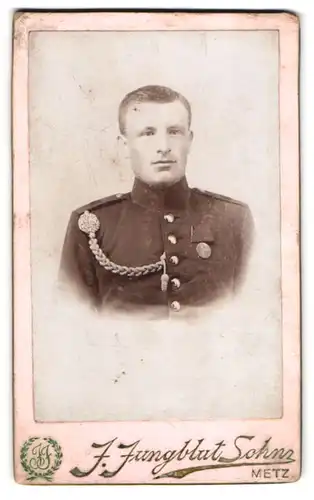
[28,30,282,422]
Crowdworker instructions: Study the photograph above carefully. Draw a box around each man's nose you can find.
[156,133,171,155]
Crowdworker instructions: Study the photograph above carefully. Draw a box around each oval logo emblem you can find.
[196,242,212,259]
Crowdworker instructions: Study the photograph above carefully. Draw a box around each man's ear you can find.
[187,130,194,148]
[117,133,127,146]
[117,134,129,161]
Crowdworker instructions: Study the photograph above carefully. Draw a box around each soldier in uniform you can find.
[59,85,254,315]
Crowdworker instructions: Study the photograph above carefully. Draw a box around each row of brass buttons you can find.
[164,214,179,266]
[164,213,181,312]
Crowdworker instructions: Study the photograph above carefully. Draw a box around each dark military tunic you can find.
[59,177,254,314]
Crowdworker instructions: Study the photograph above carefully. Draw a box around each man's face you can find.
[122,100,193,186]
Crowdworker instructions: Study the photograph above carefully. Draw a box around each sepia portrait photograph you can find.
[13,11,300,485]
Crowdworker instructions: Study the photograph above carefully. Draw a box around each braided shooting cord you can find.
[78,210,169,290]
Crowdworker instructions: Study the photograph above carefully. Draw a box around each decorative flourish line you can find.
[153,459,296,480]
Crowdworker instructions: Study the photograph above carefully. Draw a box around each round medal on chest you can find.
[196,242,212,259]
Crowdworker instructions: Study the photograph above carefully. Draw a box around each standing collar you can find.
[131,177,191,211]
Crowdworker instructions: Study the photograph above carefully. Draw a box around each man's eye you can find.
[169,128,182,135]
[141,129,155,136]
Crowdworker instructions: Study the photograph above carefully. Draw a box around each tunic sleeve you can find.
[233,205,255,291]
[58,211,99,306]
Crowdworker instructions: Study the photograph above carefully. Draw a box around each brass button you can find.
[170,255,179,265]
[171,278,181,289]
[168,234,177,245]
[170,300,181,312]
[164,213,175,223]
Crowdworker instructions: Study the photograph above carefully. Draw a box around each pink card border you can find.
[13,11,300,485]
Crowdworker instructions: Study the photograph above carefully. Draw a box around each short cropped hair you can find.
[118,85,192,135]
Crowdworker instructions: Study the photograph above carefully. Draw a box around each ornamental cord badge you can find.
[78,210,167,288]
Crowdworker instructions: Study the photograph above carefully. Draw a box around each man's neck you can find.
[131,176,190,211]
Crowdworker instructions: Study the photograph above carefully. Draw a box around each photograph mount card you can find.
[13,11,300,484]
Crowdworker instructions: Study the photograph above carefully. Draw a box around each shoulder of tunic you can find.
[192,187,248,208]
[73,192,131,215]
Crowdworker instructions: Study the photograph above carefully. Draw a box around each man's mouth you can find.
[153,160,176,170]
[153,159,176,164]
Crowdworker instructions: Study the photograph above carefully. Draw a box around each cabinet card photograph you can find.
[13,11,300,484]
